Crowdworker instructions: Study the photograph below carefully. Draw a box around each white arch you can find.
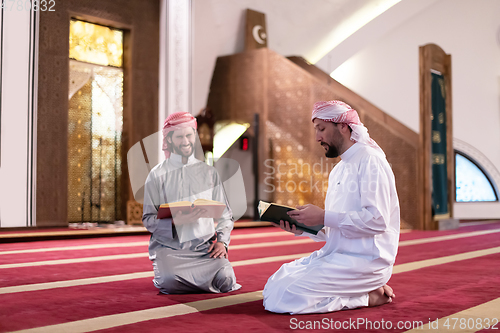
[454,138,500,196]
[453,138,500,219]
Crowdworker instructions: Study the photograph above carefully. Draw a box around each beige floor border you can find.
[3,227,499,257]
[1,241,499,297]
[0,239,315,269]
[0,227,148,240]
[10,244,500,333]
[12,291,265,333]
[0,241,150,256]
[393,246,500,274]
[398,228,500,247]
[4,227,500,267]
[0,253,149,269]
[404,297,500,333]
[0,252,313,295]
[0,230,294,256]
[3,243,500,295]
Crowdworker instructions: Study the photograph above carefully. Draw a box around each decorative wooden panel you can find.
[208,49,420,229]
[127,200,144,225]
[37,0,160,226]
[245,9,268,51]
[419,44,453,230]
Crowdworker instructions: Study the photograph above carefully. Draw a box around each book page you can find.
[193,198,224,206]
[160,201,192,208]
[258,201,271,217]
[273,203,296,210]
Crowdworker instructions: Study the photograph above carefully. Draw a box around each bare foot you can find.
[383,284,395,298]
[368,284,394,307]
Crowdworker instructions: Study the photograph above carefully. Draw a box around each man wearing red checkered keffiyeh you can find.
[311,100,384,156]
[161,111,198,160]
[263,100,400,315]
[142,112,241,295]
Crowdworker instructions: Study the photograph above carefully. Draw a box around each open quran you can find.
[258,201,324,235]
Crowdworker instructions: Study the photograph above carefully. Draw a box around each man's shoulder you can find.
[145,160,170,180]
[356,145,386,161]
[150,160,168,173]
[352,145,392,173]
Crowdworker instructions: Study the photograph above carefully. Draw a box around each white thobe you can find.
[263,143,400,314]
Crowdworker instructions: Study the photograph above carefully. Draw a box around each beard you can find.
[172,142,194,157]
[321,142,340,158]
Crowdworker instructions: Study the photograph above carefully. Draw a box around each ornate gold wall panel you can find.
[68,82,92,222]
[37,0,160,226]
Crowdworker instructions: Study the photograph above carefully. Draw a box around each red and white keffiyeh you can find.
[162,112,197,159]
[311,100,383,154]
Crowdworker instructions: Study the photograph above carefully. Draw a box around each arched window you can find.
[455,152,498,202]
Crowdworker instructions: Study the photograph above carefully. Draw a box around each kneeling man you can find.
[263,100,399,314]
[142,112,241,294]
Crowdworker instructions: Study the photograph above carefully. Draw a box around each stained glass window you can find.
[69,19,123,67]
[455,152,498,202]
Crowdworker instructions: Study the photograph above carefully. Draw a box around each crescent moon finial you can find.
[252,25,266,45]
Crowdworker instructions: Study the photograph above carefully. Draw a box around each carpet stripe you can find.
[231,231,288,239]
[5,253,500,332]
[0,228,147,239]
[0,239,315,269]
[0,231,291,256]
[3,244,500,296]
[0,241,149,256]
[0,272,154,295]
[6,229,497,270]
[3,227,498,257]
[232,238,314,249]
[10,291,264,333]
[4,227,500,266]
[10,271,500,333]
[398,228,500,247]
[5,245,500,331]
[393,246,500,274]
[404,297,500,332]
[0,253,149,269]
[0,253,313,295]
[231,252,311,267]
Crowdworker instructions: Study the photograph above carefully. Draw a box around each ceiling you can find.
[191,0,423,113]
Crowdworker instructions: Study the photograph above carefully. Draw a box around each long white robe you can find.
[263,143,400,314]
[142,153,241,294]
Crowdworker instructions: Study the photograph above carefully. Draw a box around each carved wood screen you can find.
[37,0,159,226]
[419,44,453,230]
[207,48,420,229]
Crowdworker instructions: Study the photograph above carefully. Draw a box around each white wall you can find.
[331,0,500,218]
[192,0,375,115]
[0,10,38,227]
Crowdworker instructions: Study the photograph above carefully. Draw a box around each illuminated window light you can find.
[205,151,214,166]
[455,153,498,202]
[307,0,401,64]
[213,122,250,159]
[69,19,123,67]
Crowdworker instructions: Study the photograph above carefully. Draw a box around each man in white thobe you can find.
[263,100,399,314]
[142,112,241,294]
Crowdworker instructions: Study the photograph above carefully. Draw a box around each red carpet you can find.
[0,222,499,332]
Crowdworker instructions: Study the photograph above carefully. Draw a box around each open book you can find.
[258,201,324,235]
[157,199,226,220]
